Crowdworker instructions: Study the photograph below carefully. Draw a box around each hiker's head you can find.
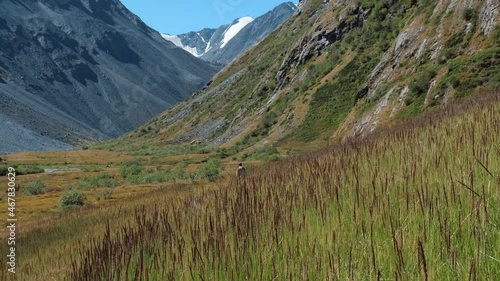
[239,163,242,167]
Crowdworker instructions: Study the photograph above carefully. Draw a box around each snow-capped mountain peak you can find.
[161,2,296,65]
[161,16,254,57]
[220,16,254,49]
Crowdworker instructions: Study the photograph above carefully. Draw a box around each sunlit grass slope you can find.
[67,93,500,280]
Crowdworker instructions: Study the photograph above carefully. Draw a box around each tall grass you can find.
[67,94,500,280]
[0,183,200,281]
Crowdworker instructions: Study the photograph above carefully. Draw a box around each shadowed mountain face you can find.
[163,2,296,65]
[0,0,219,153]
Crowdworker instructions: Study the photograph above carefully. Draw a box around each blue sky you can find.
[120,0,297,35]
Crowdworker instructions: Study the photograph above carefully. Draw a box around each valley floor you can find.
[0,94,499,280]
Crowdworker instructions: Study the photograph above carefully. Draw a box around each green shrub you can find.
[24,179,46,196]
[0,165,7,176]
[196,158,221,182]
[119,162,144,179]
[438,48,500,98]
[17,165,44,175]
[0,164,44,176]
[398,98,424,119]
[80,172,116,189]
[218,146,244,159]
[59,191,86,208]
[462,8,474,22]
[172,163,188,180]
[242,146,281,162]
[245,111,278,143]
[128,171,170,184]
[409,69,437,95]
[189,145,212,154]
[493,26,500,44]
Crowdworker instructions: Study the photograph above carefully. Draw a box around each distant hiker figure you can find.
[237,163,246,181]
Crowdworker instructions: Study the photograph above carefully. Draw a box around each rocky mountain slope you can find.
[162,2,297,65]
[108,0,499,156]
[0,0,219,153]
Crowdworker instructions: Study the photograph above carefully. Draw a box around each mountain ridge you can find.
[0,0,219,153]
[110,0,499,155]
[162,2,297,64]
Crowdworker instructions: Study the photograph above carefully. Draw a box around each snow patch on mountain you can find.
[161,34,203,57]
[198,33,207,43]
[161,17,254,56]
[221,16,254,49]
[205,40,212,53]
[160,2,296,65]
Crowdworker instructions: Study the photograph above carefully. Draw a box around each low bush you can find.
[241,146,281,162]
[196,158,221,182]
[0,165,7,176]
[409,69,437,96]
[59,191,86,208]
[462,8,474,21]
[119,162,144,179]
[128,171,170,184]
[79,172,117,189]
[16,165,44,175]
[189,145,212,154]
[0,164,44,176]
[24,179,46,196]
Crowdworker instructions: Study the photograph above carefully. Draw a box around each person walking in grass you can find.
[237,163,246,182]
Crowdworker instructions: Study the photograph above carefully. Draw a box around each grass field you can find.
[1,93,497,280]
[0,150,222,222]
[0,148,262,280]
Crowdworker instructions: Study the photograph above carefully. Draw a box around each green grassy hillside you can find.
[2,77,499,281]
[67,94,500,280]
[101,0,499,158]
